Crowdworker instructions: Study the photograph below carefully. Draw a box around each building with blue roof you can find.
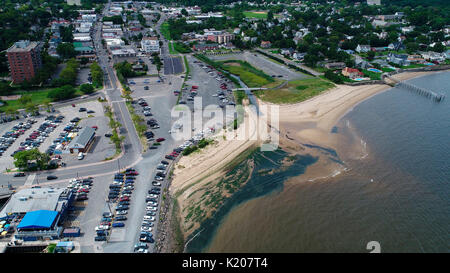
[15,210,63,241]
[17,210,59,230]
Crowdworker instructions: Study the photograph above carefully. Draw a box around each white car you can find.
[146,207,157,212]
[148,194,158,199]
[143,216,155,221]
[141,226,153,232]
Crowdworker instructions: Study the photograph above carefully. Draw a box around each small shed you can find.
[55,241,74,253]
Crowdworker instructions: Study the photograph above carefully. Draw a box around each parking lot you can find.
[97,74,184,252]
[181,55,237,130]
[0,100,115,170]
[76,68,91,85]
[209,51,311,81]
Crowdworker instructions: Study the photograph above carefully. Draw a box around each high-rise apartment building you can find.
[6,40,42,84]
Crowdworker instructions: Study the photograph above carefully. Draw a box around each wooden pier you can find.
[384,74,445,102]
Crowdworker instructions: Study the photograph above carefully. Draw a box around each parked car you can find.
[112,222,125,228]
[94,236,107,241]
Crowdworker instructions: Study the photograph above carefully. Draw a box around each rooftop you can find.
[7,40,39,53]
[17,210,58,230]
[68,126,95,149]
[0,188,67,218]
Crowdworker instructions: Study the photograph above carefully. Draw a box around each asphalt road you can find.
[163,56,184,75]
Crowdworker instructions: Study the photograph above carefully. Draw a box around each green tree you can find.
[90,61,103,87]
[57,43,76,59]
[48,85,76,101]
[80,83,94,94]
[13,149,50,171]
[18,94,32,105]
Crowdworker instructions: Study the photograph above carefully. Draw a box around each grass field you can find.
[253,78,335,104]
[174,42,192,53]
[168,42,177,54]
[243,11,268,19]
[160,22,171,40]
[220,60,274,88]
[0,87,85,112]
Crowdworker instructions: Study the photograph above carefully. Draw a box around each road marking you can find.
[24,174,36,186]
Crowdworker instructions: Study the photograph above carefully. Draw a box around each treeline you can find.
[103,15,123,25]
[90,61,103,87]
[166,17,238,40]
[115,61,146,85]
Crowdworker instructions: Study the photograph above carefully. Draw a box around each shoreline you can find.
[161,69,446,252]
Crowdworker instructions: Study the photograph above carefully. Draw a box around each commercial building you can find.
[111,48,137,58]
[192,43,219,51]
[0,188,73,219]
[141,37,160,53]
[67,126,96,153]
[6,40,42,84]
[0,187,74,241]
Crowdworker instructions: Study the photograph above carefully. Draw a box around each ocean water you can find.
[192,71,450,253]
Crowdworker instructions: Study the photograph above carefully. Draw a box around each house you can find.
[420,51,445,62]
[401,26,414,34]
[325,62,346,70]
[260,41,271,48]
[343,49,355,55]
[293,52,306,60]
[341,67,364,79]
[355,58,371,69]
[387,53,410,66]
[407,54,425,63]
[280,48,295,56]
[388,42,405,51]
[356,44,371,53]
[293,37,302,45]
[372,59,389,67]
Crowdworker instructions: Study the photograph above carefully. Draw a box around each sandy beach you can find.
[165,70,441,250]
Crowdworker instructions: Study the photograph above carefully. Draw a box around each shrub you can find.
[80,83,95,94]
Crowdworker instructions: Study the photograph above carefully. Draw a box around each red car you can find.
[72,104,76,107]
[156,138,165,142]
[119,197,130,201]
[92,126,98,130]
[192,85,199,89]
[126,171,139,176]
